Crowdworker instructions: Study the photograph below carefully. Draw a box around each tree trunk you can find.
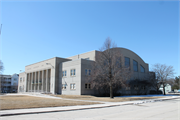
[163,84,166,95]
[110,84,113,98]
[109,66,113,98]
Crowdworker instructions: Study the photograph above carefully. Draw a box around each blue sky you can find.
[0,1,179,77]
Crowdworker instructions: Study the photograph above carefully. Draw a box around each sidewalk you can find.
[0,94,179,116]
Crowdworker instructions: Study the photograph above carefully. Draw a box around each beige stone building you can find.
[18,48,150,95]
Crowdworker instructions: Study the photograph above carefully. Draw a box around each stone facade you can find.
[18,48,150,95]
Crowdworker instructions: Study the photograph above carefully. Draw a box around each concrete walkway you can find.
[0,93,180,116]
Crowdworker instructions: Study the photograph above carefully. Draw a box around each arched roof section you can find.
[108,47,147,64]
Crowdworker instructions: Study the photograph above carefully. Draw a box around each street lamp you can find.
[46,63,54,69]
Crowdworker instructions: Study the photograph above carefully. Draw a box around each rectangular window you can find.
[71,69,76,76]
[134,85,138,90]
[125,57,130,68]
[85,69,88,75]
[133,60,138,72]
[88,84,91,89]
[89,70,91,75]
[62,84,67,89]
[85,83,87,89]
[62,70,67,77]
[85,83,91,89]
[126,86,130,90]
[73,69,76,75]
[85,69,91,75]
[70,83,76,89]
[140,65,145,73]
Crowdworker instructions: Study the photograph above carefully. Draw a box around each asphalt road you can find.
[1,99,180,120]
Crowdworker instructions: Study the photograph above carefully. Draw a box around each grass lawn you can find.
[53,95,164,102]
[0,95,100,110]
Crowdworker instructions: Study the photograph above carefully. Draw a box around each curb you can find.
[0,96,179,117]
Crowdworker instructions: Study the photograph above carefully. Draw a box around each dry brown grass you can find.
[0,95,100,110]
[53,95,164,102]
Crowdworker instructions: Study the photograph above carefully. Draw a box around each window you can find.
[126,86,130,90]
[133,60,138,72]
[140,65,145,73]
[85,83,91,89]
[134,85,138,90]
[85,69,91,75]
[142,86,145,90]
[70,83,76,89]
[62,84,67,89]
[71,69,76,76]
[85,69,88,75]
[63,70,67,77]
[125,57,130,68]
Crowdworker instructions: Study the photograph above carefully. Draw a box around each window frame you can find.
[125,57,130,68]
[70,69,76,77]
[133,60,138,72]
[140,65,145,73]
[85,83,91,89]
[62,84,67,90]
[62,70,67,77]
[70,83,76,90]
[85,69,91,76]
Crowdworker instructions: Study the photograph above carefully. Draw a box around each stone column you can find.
[34,72,37,92]
[46,69,48,93]
[27,73,31,92]
[26,73,28,92]
[31,72,33,92]
[42,70,44,92]
[38,71,40,92]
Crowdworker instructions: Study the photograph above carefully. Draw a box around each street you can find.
[1,99,180,120]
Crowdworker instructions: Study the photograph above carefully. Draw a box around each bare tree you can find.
[148,72,161,93]
[151,64,175,95]
[88,38,132,98]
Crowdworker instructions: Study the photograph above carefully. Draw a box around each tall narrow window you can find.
[85,69,88,75]
[85,69,91,75]
[140,65,145,73]
[85,83,91,89]
[89,70,91,75]
[133,60,138,72]
[62,70,67,77]
[70,69,76,76]
[70,83,76,89]
[85,83,88,89]
[125,57,130,68]
[73,69,76,75]
[62,84,67,89]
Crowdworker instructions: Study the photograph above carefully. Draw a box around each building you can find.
[0,74,19,93]
[159,84,172,94]
[18,48,150,95]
